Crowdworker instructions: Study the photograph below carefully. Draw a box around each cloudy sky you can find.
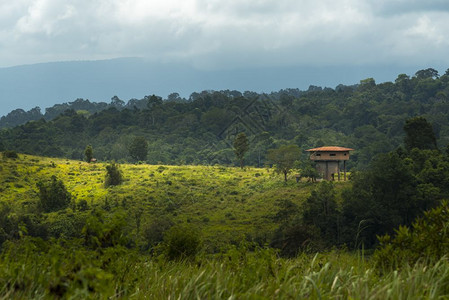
[1,0,449,70]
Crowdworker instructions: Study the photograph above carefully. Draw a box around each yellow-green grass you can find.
[0,153,351,247]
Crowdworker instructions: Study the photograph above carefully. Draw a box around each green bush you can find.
[373,201,449,268]
[141,217,173,250]
[2,150,18,159]
[82,209,129,249]
[36,176,71,212]
[104,162,123,187]
[163,225,201,260]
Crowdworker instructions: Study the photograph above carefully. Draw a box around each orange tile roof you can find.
[305,146,354,152]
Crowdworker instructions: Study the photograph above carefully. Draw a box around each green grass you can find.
[0,153,350,248]
[1,238,448,299]
[1,153,448,299]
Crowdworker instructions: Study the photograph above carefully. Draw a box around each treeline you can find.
[1,68,449,169]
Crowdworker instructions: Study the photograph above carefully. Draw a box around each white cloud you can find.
[0,0,448,68]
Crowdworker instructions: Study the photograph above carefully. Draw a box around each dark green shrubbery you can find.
[2,150,18,159]
[82,209,129,249]
[36,175,71,212]
[141,217,173,251]
[373,201,449,268]
[104,162,123,187]
[162,225,201,260]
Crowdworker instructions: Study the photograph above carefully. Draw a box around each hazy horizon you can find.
[2,58,444,117]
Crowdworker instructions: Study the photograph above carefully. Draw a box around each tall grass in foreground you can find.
[1,239,449,299]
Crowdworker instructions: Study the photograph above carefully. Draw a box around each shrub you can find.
[142,217,173,250]
[77,199,89,211]
[37,176,71,212]
[373,201,449,268]
[105,162,123,187]
[82,209,129,249]
[2,150,18,159]
[163,225,201,260]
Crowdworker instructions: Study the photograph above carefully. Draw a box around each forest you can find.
[1,68,449,170]
[1,67,449,298]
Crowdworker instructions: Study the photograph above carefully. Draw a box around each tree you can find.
[105,162,123,187]
[415,68,439,80]
[341,151,417,248]
[403,117,438,151]
[84,145,93,163]
[233,132,249,168]
[267,145,301,181]
[129,136,148,162]
[299,160,319,182]
[37,175,71,212]
[302,182,339,245]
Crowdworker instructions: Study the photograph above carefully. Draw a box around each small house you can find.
[305,146,354,181]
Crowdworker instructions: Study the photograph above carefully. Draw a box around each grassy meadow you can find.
[0,153,349,249]
[1,153,448,299]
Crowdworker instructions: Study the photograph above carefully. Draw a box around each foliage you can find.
[3,239,449,298]
[267,145,301,181]
[1,153,449,297]
[141,217,173,251]
[2,68,449,169]
[162,225,201,260]
[403,116,438,151]
[233,132,249,168]
[36,175,71,212]
[84,145,93,163]
[104,162,123,187]
[302,182,339,245]
[2,150,18,159]
[128,136,148,162]
[341,146,447,248]
[297,159,320,182]
[82,209,129,249]
[373,201,449,268]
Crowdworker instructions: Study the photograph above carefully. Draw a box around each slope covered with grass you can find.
[2,153,449,299]
[0,153,349,250]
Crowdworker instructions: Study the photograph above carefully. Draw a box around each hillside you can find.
[0,153,349,251]
[2,153,449,298]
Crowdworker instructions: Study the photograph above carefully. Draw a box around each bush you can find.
[142,217,173,250]
[37,176,71,212]
[2,150,18,159]
[105,162,123,187]
[163,225,201,260]
[373,201,449,268]
[82,209,129,249]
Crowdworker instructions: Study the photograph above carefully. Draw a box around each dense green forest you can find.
[1,68,449,169]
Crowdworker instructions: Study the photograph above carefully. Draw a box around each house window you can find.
[316,153,321,156]
[329,153,336,156]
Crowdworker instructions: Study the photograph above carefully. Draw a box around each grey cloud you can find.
[373,0,449,16]
[0,0,449,69]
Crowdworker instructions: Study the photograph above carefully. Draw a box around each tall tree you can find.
[129,136,148,162]
[267,145,301,181]
[233,132,249,168]
[37,175,71,212]
[105,162,123,187]
[404,117,438,151]
[84,145,93,163]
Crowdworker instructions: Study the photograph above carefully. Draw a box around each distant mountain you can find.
[0,57,432,117]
